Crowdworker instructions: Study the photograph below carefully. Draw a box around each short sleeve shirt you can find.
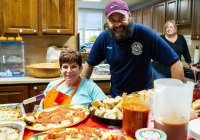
[87,23,179,97]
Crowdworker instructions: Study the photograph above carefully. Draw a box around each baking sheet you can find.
[0,103,26,121]
[0,121,26,140]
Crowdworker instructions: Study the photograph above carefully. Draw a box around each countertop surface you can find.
[0,74,111,85]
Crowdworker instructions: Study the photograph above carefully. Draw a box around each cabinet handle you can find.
[43,29,46,32]
[2,55,5,63]
[183,20,184,23]
[34,30,37,33]
[197,36,199,39]
[34,86,37,90]
[57,30,60,33]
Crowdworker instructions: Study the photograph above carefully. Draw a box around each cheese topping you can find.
[0,127,20,140]
[0,107,21,120]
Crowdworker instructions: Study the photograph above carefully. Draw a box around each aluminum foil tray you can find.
[0,103,26,121]
[0,121,26,140]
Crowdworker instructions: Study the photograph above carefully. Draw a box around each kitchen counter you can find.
[0,74,111,85]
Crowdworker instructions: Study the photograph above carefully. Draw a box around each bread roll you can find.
[112,107,123,119]
[114,96,122,104]
[115,101,122,112]
[192,99,200,110]
[91,99,102,107]
[89,106,98,113]
[138,90,147,96]
[103,98,115,109]
[104,112,117,119]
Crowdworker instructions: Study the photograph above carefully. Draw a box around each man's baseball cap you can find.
[105,0,129,18]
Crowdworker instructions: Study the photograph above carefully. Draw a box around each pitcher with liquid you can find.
[153,79,194,140]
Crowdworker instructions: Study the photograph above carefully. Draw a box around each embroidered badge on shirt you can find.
[131,42,143,55]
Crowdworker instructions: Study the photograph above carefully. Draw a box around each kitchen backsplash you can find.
[20,34,79,66]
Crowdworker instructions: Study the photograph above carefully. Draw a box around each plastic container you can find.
[153,79,194,140]
[188,119,200,139]
[122,94,152,138]
[0,41,25,78]
[135,128,167,140]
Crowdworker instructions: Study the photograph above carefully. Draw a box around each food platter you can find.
[0,121,26,140]
[88,103,122,126]
[0,103,26,121]
[27,127,133,140]
[25,104,90,131]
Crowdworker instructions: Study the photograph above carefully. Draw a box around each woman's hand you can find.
[191,66,198,72]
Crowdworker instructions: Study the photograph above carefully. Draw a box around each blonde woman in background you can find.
[152,20,197,80]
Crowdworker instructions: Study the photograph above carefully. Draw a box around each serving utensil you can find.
[10,94,45,109]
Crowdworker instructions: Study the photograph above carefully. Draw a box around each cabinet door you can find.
[95,81,111,95]
[177,0,192,24]
[131,11,137,23]
[131,9,142,24]
[166,0,177,22]
[152,2,166,35]
[81,53,89,63]
[0,85,29,112]
[0,1,3,35]
[3,0,38,34]
[142,6,152,28]
[29,84,48,111]
[41,0,74,34]
[191,0,200,40]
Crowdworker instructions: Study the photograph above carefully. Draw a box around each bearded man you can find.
[82,0,184,97]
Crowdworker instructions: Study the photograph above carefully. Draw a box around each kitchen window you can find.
[78,9,104,50]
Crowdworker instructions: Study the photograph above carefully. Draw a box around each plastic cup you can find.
[122,94,152,138]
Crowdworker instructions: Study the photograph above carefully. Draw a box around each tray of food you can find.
[0,121,26,140]
[0,103,26,121]
[88,89,154,126]
[24,104,90,131]
[27,127,133,140]
[88,96,123,126]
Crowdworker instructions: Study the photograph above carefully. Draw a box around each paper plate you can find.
[25,104,90,131]
[27,127,133,140]
[188,118,200,139]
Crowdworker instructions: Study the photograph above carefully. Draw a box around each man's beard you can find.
[108,19,133,41]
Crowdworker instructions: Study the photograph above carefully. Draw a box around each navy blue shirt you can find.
[87,23,179,97]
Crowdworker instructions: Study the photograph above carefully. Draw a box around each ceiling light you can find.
[81,0,101,1]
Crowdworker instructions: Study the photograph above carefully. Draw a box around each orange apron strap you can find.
[62,77,82,105]
[43,79,65,109]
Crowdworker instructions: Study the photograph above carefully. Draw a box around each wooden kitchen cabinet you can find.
[29,83,48,112]
[142,6,152,28]
[3,0,38,34]
[0,1,4,35]
[81,53,89,63]
[191,0,200,40]
[41,0,74,35]
[166,0,177,22]
[131,9,143,24]
[152,2,166,35]
[2,0,75,35]
[177,0,192,24]
[0,85,29,112]
[95,81,111,95]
